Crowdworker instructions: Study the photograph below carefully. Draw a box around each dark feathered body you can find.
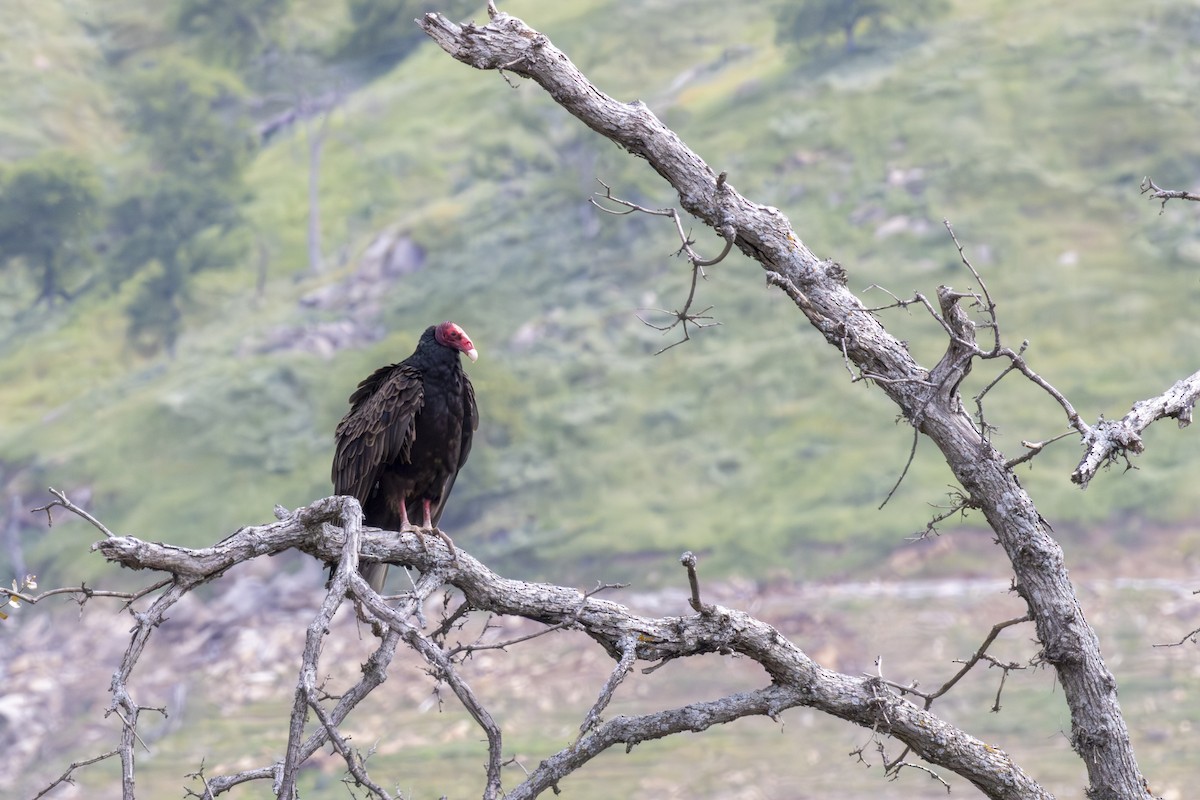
[333,324,478,590]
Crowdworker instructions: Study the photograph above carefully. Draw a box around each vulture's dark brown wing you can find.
[332,363,425,502]
[428,372,478,527]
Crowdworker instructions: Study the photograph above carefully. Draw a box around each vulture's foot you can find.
[422,526,458,562]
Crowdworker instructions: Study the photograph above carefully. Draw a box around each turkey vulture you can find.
[332,322,479,591]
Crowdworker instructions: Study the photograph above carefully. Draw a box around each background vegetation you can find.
[4,0,1200,797]
[3,0,1200,590]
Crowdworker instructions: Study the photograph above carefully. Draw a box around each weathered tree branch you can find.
[33,486,115,538]
[1140,175,1200,210]
[81,495,1051,799]
[1072,370,1200,488]
[31,749,121,800]
[417,7,1153,798]
[276,497,364,799]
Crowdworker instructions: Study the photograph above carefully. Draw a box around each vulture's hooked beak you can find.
[465,347,479,363]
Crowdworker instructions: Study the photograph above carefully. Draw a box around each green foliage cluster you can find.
[2,0,1200,593]
[334,0,476,74]
[173,0,291,66]
[0,33,262,351]
[109,56,255,354]
[0,0,482,354]
[776,0,949,54]
[0,152,101,307]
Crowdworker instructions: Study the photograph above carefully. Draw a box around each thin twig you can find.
[1,583,137,605]
[995,343,1089,436]
[1005,430,1076,469]
[32,487,115,538]
[183,761,215,800]
[593,178,730,353]
[871,614,1030,774]
[944,220,1000,354]
[308,696,394,800]
[578,635,639,737]
[112,707,154,753]
[680,551,711,614]
[889,761,952,792]
[1152,626,1200,648]
[430,598,474,644]
[862,283,919,313]
[906,491,975,541]
[447,618,576,657]
[32,750,122,799]
[590,178,735,268]
[887,614,1033,707]
[983,656,1020,712]
[879,429,919,510]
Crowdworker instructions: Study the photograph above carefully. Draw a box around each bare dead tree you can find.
[11,5,1200,800]
[412,4,1200,798]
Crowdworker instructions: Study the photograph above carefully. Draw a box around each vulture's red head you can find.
[435,321,478,362]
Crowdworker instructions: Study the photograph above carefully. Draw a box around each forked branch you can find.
[1141,176,1200,211]
[1072,370,1200,488]
[591,179,728,353]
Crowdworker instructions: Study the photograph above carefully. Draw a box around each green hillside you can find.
[3,0,1200,591]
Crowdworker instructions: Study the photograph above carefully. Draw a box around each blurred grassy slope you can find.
[2,0,1200,588]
